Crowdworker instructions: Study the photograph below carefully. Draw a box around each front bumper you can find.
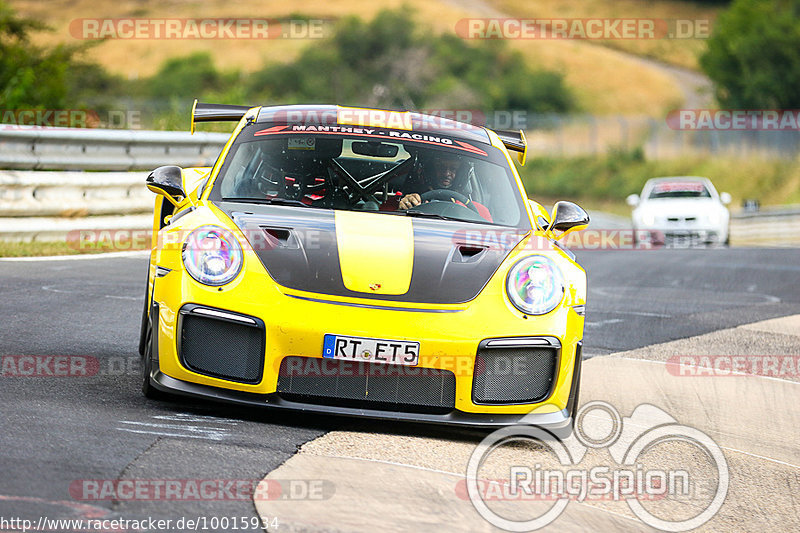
[149,245,585,422]
[148,369,574,429]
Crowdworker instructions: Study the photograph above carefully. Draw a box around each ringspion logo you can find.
[466,402,728,531]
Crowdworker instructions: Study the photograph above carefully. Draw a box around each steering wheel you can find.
[419,189,480,214]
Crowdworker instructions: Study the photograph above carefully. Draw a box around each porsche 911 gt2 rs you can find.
[139,102,589,428]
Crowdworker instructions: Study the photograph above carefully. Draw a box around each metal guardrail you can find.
[0,169,155,241]
[0,126,227,241]
[0,126,798,243]
[730,205,800,246]
[0,171,150,217]
[731,204,800,220]
[0,125,228,171]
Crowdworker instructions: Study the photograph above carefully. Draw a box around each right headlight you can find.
[506,255,565,315]
[182,225,243,286]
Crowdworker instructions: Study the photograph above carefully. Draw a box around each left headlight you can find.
[640,211,656,227]
[182,225,243,286]
[506,255,565,315]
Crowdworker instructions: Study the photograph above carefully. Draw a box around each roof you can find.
[191,101,526,158]
[255,104,492,145]
[646,176,711,183]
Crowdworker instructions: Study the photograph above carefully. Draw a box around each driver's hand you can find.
[398,193,421,210]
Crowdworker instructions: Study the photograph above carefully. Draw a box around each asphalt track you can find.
[1,247,799,532]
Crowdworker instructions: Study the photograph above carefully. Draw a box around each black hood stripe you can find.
[217,202,524,304]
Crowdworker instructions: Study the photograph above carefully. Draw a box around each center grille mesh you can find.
[277,356,456,414]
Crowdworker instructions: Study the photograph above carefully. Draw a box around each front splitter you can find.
[149,370,573,430]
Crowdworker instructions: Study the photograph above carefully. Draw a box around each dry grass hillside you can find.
[488,0,720,70]
[10,0,720,115]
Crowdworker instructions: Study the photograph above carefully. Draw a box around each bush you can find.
[147,52,225,101]
[247,8,575,115]
[1,1,70,109]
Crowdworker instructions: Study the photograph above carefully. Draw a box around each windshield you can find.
[209,127,529,228]
[648,181,711,199]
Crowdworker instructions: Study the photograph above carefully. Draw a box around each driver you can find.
[398,153,463,210]
[397,152,492,221]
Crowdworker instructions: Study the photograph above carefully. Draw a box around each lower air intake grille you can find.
[179,308,264,384]
[277,357,456,414]
[473,344,558,404]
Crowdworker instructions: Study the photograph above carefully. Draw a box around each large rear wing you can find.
[494,129,527,165]
[190,100,252,134]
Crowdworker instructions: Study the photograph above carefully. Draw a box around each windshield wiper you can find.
[403,209,497,225]
[225,197,311,207]
[403,209,463,222]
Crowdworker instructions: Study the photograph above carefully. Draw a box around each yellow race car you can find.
[139,102,588,427]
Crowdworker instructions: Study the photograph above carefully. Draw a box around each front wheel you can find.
[141,311,168,400]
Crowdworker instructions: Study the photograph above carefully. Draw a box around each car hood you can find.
[215,202,527,304]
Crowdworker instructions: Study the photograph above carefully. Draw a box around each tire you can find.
[138,259,156,357]
[138,278,150,357]
[141,311,168,400]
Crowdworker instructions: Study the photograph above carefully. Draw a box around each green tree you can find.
[700,0,800,108]
[1,1,70,108]
[0,1,117,111]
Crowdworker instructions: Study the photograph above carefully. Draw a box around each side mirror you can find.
[626,193,640,207]
[146,166,185,207]
[548,201,589,239]
[720,192,732,205]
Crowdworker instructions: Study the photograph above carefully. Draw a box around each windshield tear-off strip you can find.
[253,127,488,157]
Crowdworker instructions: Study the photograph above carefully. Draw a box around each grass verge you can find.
[0,240,122,257]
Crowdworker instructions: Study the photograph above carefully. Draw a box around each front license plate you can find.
[323,334,419,366]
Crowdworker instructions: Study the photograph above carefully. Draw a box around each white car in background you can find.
[627,177,731,247]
